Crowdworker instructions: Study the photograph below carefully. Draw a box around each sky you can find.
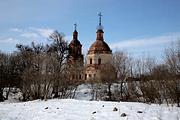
[0,0,180,60]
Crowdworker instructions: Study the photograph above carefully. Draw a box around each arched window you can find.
[85,74,87,80]
[98,58,101,65]
[90,58,92,64]
[89,74,91,78]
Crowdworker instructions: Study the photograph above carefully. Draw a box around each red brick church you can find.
[68,13,116,82]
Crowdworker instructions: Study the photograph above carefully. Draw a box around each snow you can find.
[74,84,93,100]
[3,88,22,103]
[0,99,180,120]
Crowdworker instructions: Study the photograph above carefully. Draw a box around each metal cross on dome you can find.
[98,12,102,26]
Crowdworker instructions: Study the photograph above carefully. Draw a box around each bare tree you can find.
[15,42,55,100]
[164,40,180,107]
[133,56,161,103]
[48,31,70,98]
[100,64,116,101]
[0,52,19,101]
[112,51,132,101]
[0,52,8,101]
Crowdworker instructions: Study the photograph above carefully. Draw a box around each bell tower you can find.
[68,24,84,81]
[68,24,83,65]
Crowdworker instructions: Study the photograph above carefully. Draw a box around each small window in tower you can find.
[94,74,96,78]
[85,74,87,80]
[79,75,81,79]
[98,58,101,65]
[90,58,92,64]
[89,74,91,78]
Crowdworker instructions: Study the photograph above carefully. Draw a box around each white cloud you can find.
[0,37,19,44]
[110,32,180,49]
[21,32,39,38]
[10,28,23,32]
[36,28,54,38]
[109,32,180,59]
[10,27,54,39]
[28,27,54,38]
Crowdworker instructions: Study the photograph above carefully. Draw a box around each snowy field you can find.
[0,99,180,120]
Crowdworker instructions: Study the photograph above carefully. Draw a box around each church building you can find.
[68,13,116,82]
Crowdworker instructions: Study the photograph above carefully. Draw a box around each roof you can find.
[69,30,81,46]
[69,39,81,46]
[88,40,112,54]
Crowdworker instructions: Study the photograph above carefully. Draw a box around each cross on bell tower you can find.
[74,23,77,30]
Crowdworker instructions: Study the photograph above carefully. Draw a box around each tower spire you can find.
[73,23,78,40]
[74,23,77,31]
[96,12,104,41]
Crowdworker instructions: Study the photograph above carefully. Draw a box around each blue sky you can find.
[0,0,180,60]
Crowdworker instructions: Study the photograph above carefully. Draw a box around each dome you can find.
[69,39,81,46]
[69,30,81,46]
[88,40,112,54]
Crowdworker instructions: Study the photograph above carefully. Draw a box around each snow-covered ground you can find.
[0,99,180,120]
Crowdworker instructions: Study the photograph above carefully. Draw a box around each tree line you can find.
[0,31,180,107]
[110,41,180,107]
[0,31,78,101]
